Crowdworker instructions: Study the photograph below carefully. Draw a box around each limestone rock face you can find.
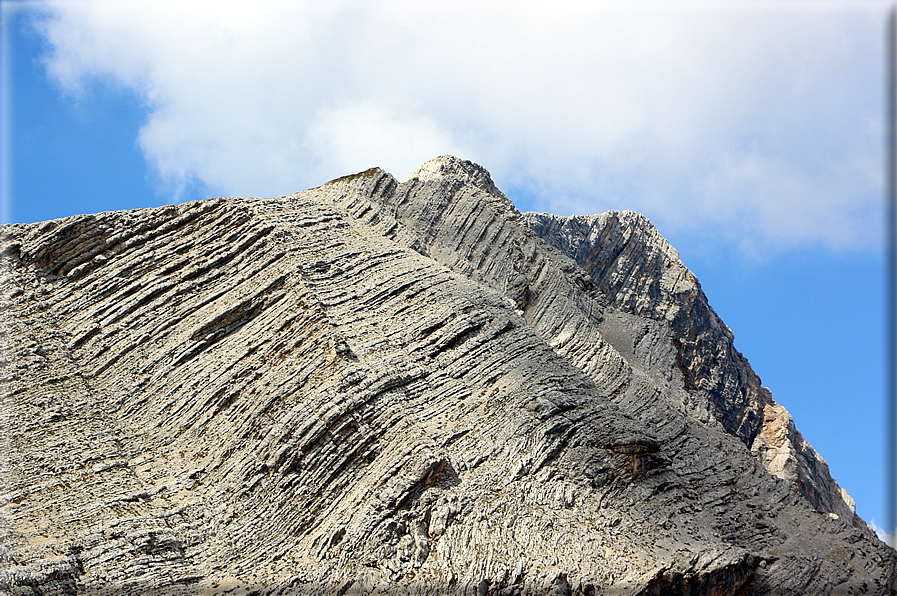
[0,155,893,594]
[521,209,862,528]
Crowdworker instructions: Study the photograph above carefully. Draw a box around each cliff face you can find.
[521,210,861,527]
[0,156,892,594]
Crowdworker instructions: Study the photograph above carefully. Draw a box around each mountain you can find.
[0,155,893,594]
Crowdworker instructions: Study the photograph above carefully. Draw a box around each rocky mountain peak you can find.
[405,155,498,191]
[0,156,893,594]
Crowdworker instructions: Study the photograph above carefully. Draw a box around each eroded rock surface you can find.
[0,156,893,594]
[521,209,862,528]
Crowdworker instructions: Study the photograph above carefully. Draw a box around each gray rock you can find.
[521,208,864,529]
[0,156,893,594]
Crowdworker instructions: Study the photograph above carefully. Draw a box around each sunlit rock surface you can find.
[0,156,893,594]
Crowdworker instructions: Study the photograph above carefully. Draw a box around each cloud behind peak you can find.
[34,0,887,255]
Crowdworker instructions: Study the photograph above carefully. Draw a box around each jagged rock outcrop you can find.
[521,209,861,528]
[0,155,893,594]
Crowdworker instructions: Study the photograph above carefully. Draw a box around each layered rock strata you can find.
[0,156,892,594]
[521,210,860,527]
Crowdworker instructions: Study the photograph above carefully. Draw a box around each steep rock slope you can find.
[0,156,893,594]
[330,156,860,528]
[522,210,860,527]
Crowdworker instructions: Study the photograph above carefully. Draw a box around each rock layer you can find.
[0,156,893,594]
[521,209,862,528]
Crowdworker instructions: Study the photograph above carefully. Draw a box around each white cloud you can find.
[34,0,888,253]
[870,518,896,547]
[305,102,469,185]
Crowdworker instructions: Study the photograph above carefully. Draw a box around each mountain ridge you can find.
[521,207,861,527]
[329,155,861,528]
[0,155,892,594]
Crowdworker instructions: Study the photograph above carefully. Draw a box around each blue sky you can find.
[2,1,892,541]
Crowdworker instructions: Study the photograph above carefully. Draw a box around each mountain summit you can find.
[0,156,893,594]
